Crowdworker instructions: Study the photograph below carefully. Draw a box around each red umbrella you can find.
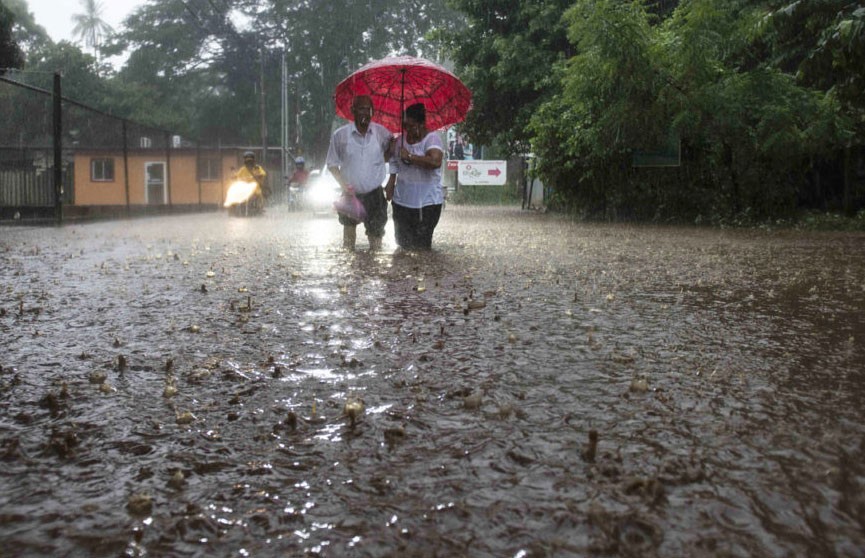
[334,55,472,133]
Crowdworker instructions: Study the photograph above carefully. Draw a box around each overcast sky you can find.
[24,0,145,44]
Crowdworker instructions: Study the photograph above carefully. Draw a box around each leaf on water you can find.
[464,391,483,410]
[126,492,153,516]
[629,377,649,393]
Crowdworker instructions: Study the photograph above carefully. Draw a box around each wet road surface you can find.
[1,206,865,557]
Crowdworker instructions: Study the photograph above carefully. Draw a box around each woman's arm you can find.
[406,148,443,170]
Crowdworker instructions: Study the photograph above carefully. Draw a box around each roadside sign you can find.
[446,160,459,171]
[458,160,506,186]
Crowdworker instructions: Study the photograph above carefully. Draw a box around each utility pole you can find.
[281,48,289,198]
[52,72,62,225]
[259,44,267,169]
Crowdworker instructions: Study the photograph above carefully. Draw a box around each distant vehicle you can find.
[304,167,342,215]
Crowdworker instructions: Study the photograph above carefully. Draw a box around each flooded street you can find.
[1,205,864,557]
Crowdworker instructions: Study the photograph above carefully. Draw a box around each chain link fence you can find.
[1,71,284,225]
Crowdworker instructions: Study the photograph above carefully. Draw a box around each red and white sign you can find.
[446,160,459,171]
[457,160,507,186]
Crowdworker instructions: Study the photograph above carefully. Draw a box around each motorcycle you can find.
[224,179,266,217]
[286,181,304,212]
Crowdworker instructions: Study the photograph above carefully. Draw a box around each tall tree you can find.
[759,1,865,139]
[442,0,574,155]
[71,0,113,63]
[526,0,846,221]
[107,0,461,159]
[3,0,52,53]
[0,1,24,73]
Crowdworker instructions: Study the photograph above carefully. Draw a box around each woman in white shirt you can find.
[385,103,445,250]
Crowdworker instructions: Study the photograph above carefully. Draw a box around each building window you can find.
[91,158,115,181]
[198,157,221,181]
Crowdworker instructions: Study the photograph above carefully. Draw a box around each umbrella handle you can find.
[399,68,406,138]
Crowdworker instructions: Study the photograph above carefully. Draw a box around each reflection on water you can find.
[1,207,864,556]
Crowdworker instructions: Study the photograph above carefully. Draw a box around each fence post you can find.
[165,131,172,208]
[122,120,130,216]
[53,72,62,225]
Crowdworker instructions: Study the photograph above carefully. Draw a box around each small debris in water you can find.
[384,426,406,445]
[629,377,649,393]
[344,397,365,428]
[167,470,185,490]
[284,411,298,431]
[582,429,599,462]
[126,492,153,516]
[464,390,483,410]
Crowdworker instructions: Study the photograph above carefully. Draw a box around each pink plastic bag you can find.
[333,188,367,222]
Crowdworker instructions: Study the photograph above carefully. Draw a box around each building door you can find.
[145,162,166,205]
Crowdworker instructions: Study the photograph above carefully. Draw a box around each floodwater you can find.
[1,206,864,557]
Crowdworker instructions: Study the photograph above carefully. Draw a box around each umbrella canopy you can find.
[334,55,472,133]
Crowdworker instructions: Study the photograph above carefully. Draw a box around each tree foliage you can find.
[98,0,461,158]
[442,0,573,154]
[71,0,113,60]
[522,0,859,222]
[0,1,24,73]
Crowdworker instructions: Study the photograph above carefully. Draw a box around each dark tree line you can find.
[0,2,24,73]
[3,0,864,222]
[4,0,461,164]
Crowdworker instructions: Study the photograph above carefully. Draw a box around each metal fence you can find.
[0,71,287,225]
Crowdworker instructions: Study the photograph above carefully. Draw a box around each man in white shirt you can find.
[326,95,395,250]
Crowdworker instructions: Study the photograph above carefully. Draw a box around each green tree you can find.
[71,0,113,63]
[107,0,462,159]
[2,0,52,53]
[759,1,865,214]
[0,1,24,73]
[527,0,844,222]
[443,0,573,154]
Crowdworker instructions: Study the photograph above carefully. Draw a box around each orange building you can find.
[72,148,252,208]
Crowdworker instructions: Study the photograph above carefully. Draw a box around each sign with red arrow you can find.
[457,160,507,186]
